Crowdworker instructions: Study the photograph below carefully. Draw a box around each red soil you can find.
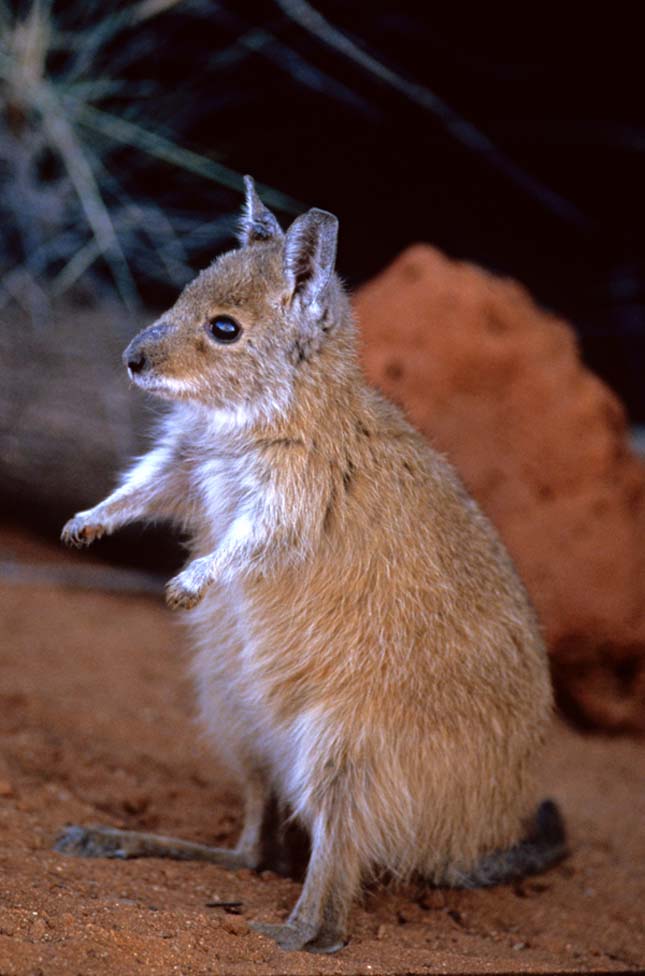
[0,524,643,975]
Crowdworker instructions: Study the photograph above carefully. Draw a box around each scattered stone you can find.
[30,917,48,940]
[205,900,243,914]
[221,915,248,937]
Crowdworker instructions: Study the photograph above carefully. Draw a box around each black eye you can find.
[207,315,242,344]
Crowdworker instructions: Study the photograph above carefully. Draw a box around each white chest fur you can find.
[176,404,269,551]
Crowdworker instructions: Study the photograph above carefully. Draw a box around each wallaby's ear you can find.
[238,175,283,246]
[283,208,338,309]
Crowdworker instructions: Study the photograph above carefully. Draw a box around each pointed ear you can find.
[283,208,338,308]
[238,175,283,246]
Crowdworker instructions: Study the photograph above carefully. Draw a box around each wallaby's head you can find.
[123,177,352,421]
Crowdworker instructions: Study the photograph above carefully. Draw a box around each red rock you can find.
[355,244,645,734]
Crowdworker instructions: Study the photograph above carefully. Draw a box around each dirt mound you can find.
[356,245,645,733]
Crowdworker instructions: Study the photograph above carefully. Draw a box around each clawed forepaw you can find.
[165,574,204,611]
[61,516,105,548]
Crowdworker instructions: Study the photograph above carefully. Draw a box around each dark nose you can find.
[127,350,146,374]
[123,343,146,374]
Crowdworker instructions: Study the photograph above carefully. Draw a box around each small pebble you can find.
[0,780,14,797]
[30,918,47,940]
[221,915,248,937]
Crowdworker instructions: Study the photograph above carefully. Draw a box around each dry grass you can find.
[0,0,300,313]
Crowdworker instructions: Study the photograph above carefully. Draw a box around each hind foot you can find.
[55,825,137,859]
[54,824,248,867]
[250,920,346,954]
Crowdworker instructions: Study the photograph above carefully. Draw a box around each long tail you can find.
[453,800,568,888]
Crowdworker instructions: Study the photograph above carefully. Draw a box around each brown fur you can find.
[59,178,561,953]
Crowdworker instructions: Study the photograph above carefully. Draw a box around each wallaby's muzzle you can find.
[123,335,150,378]
[122,322,172,379]
[124,344,146,374]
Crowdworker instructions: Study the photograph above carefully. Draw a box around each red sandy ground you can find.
[0,524,643,976]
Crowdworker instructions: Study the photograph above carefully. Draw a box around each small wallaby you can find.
[58,178,566,953]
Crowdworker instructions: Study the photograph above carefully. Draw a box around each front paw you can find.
[165,571,205,611]
[61,514,106,548]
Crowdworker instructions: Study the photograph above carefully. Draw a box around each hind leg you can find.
[257,793,310,878]
[251,808,361,953]
[55,771,269,869]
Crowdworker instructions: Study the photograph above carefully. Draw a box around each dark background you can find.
[13,0,645,419]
